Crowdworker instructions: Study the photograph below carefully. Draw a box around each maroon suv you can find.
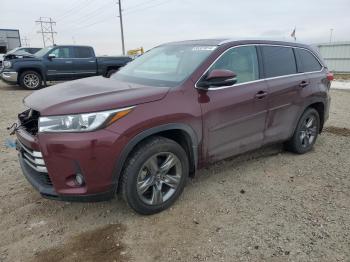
[15,39,332,214]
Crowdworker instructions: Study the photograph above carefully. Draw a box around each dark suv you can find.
[15,39,332,214]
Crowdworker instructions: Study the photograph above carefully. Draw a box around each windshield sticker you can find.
[192,46,217,51]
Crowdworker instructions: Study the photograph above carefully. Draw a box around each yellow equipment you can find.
[127,47,144,56]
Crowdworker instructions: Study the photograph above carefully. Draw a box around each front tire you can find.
[120,137,189,215]
[285,108,320,154]
[19,71,42,90]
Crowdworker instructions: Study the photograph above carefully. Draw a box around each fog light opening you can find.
[75,173,85,186]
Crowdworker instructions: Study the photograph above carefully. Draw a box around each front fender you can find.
[111,123,199,190]
[13,61,46,79]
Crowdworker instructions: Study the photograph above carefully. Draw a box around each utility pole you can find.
[49,18,55,45]
[22,36,30,47]
[329,28,334,43]
[117,1,126,55]
[36,17,57,47]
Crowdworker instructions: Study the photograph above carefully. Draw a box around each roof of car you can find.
[164,38,311,49]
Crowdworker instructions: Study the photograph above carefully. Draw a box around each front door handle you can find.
[255,90,268,99]
[299,81,309,88]
[65,61,73,64]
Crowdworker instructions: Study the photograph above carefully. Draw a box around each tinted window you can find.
[210,46,259,84]
[27,48,41,54]
[295,48,322,72]
[261,46,297,78]
[50,47,72,58]
[74,47,94,58]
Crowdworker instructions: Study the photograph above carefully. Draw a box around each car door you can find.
[260,45,307,144]
[199,45,268,162]
[44,46,75,80]
[72,46,97,79]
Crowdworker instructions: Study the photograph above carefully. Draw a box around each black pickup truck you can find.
[0,45,132,89]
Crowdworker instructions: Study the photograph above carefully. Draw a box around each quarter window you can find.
[295,48,322,72]
[210,46,259,84]
[261,46,297,78]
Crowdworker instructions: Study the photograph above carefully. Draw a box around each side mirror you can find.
[198,69,237,88]
[48,53,56,60]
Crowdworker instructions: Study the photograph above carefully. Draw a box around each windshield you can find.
[113,44,217,87]
[34,46,54,57]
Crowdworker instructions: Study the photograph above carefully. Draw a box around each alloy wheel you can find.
[136,152,182,205]
[299,114,318,148]
[23,73,40,89]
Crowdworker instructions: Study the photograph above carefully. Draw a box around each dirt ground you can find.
[0,81,349,262]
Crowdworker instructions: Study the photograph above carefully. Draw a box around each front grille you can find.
[18,109,40,135]
[17,139,52,186]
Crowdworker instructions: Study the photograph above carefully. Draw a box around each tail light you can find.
[327,72,334,81]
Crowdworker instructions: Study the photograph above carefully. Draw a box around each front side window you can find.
[34,46,54,57]
[209,46,259,84]
[295,48,322,72]
[113,44,216,87]
[261,46,297,78]
[49,47,72,58]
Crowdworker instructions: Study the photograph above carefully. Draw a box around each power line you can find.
[56,0,92,21]
[56,0,95,22]
[36,17,57,47]
[67,2,114,25]
[123,0,173,15]
[125,0,162,10]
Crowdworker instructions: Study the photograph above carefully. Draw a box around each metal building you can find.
[316,42,350,73]
[0,29,21,53]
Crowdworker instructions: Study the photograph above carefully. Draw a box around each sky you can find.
[0,0,349,55]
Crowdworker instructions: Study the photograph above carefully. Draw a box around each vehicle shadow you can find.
[191,143,287,184]
[0,82,25,91]
[0,81,61,92]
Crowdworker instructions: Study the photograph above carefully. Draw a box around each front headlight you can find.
[4,61,12,68]
[38,106,134,133]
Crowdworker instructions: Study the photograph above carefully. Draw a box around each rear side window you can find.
[261,46,297,78]
[74,47,94,58]
[295,48,322,72]
[210,46,259,84]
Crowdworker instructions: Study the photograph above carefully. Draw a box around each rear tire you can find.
[120,137,189,215]
[19,71,42,90]
[106,69,118,78]
[284,108,320,154]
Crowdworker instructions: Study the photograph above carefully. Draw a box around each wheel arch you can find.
[112,123,199,192]
[307,102,325,132]
[291,99,326,138]
[18,67,45,82]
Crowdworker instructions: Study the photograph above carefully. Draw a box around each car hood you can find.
[24,76,171,116]
[5,52,36,60]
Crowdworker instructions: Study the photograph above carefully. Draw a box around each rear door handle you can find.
[299,81,309,88]
[255,90,268,99]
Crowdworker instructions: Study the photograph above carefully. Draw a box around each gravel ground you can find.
[0,81,349,262]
